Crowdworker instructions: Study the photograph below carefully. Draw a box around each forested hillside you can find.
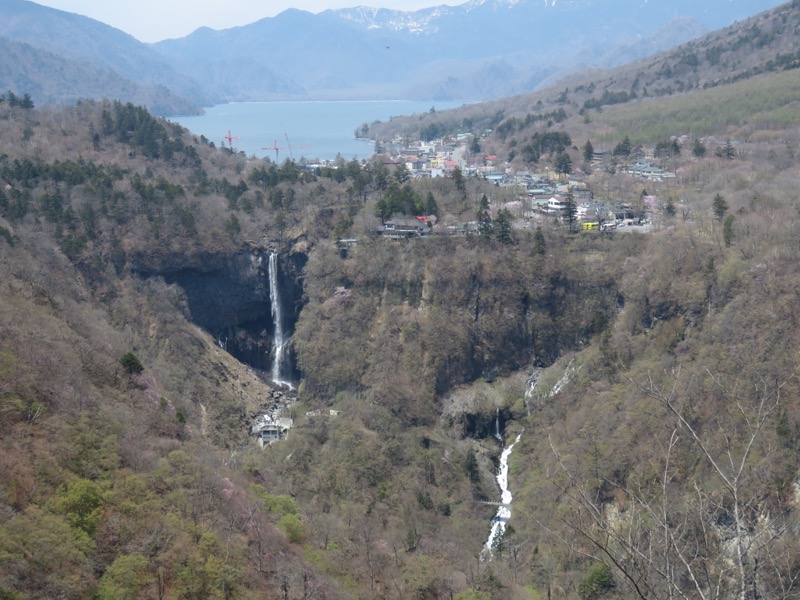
[0,0,215,114]
[0,36,203,116]
[2,31,800,599]
[363,0,800,153]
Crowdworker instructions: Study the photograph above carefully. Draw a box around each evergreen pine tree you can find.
[712,193,729,221]
[477,194,493,236]
[494,209,514,245]
[723,213,736,247]
[583,140,594,163]
[692,138,707,158]
[533,225,546,255]
[425,192,439,217]
[453,166,467,201]
[555,152,573,179]
[120,352,144,375]
[613,136,632,157]
[563,191,577,232]
[725,140,736,160]
[664,198,676,218]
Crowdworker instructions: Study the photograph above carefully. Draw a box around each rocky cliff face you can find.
[156,248,306,377]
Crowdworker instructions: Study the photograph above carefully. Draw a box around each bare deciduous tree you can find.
[545,366,799,600]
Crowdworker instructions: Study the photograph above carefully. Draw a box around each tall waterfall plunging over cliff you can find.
[269,253,291,387]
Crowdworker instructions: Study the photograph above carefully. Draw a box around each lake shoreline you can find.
[171,100,465,162]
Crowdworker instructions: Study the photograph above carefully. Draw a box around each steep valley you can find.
[2,57,800,600]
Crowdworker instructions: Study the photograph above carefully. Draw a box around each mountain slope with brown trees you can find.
[2,20,800,597]
[362,0,800,155]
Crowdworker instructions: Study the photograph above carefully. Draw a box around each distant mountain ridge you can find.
[0,0,788,112]
[0,0,217,114]
[150,0,789,102]
[328,0,779,37]
[0,36,202,116]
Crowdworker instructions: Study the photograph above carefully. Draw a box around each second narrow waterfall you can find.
[481,361,577,560]
[483,432,523,558]
[268,252,290,387]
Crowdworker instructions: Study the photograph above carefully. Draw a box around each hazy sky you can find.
[34,0,457,43]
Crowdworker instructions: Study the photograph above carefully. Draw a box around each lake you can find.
[171,100,466,162]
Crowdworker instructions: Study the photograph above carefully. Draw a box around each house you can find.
[484,172,506,184]
[572,188,594,201]
[547,197,568,213]
[528,186,552,195]
[378,217,429,239]
[405,159,424,172]
[626,161,675,181]
[443,160,459,173]
[435,221,479,236]
[532,195,568,215]
[529,194,556,213]
[613,203,637,221]
[577,200,611,221]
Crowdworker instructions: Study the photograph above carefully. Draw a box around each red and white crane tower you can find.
[262,134,311,161]
[223,130,240,147]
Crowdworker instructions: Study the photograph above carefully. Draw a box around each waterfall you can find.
[481,360,579,559]
[550,358,577,397]
[482,432,523,559]
[268,253,291,387]
[494,407,503,442]
[523,368,541,416]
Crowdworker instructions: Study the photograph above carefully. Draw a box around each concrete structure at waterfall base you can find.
[251,414,293,447]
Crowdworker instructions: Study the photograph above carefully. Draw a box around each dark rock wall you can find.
[278,251,308,381]
[460,406,514,441]
[159,248,306,376]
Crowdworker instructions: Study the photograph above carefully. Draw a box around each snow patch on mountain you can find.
[331,5,452,34]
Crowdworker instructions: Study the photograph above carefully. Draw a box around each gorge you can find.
[159,248,305,382]
[4,16,800,592]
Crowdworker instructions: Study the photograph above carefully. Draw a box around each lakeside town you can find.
[251,130,681,447]
[349,129,687,240]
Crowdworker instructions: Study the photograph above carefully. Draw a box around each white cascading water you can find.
[482,360,577,559]
[268,252,290,387]
[483,432,523,558]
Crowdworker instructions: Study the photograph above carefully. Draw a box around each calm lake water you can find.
[171,100,466,162]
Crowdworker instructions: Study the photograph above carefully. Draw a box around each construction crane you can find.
[262,134,311,161]
[223,130,240,147]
